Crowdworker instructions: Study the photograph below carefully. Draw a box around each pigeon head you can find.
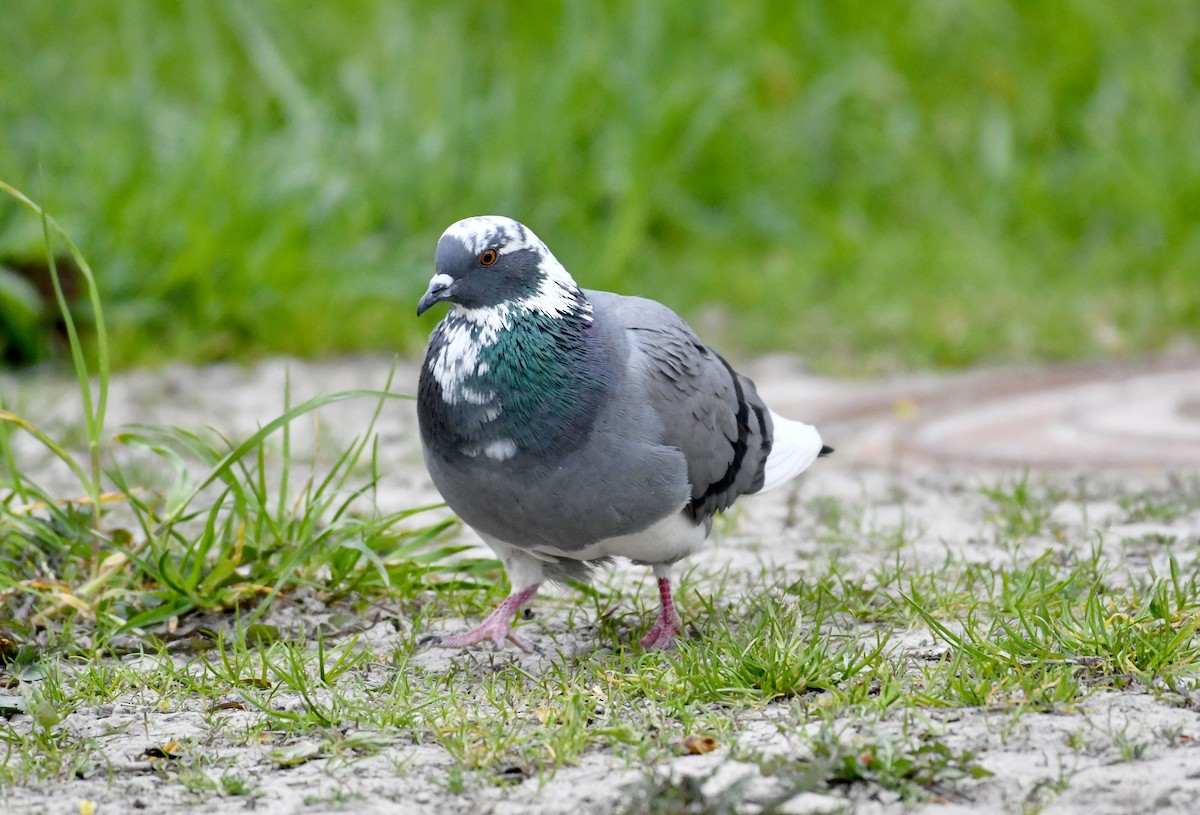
[417,216,590,321]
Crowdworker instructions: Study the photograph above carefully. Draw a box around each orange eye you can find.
[479,249,498,267]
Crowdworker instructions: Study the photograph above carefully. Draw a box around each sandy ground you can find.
[2,354,1199,814]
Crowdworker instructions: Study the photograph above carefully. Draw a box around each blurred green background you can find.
[1,0,1197,373]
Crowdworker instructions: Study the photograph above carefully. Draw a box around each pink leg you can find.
[423,584,541,654]
[640,576,685,650]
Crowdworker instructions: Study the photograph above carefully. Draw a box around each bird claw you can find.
[418,584,542,654]
[421,628,537,655]
[641,576,684,649]
[419,618,537,654]
[640,615,683,650]
[509,632,543,655]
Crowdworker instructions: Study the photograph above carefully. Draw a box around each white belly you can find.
[530,510,708,566]
[475,510,709,591]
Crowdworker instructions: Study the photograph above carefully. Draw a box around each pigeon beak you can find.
[417,273,455,316]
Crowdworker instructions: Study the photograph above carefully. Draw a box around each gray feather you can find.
[587,292,773,524]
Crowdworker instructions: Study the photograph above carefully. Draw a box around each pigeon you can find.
[416,216,830,651]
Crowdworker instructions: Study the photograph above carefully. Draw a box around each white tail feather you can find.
[758,411,824,493]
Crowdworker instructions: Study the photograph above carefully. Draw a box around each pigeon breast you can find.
[418,302,692,552]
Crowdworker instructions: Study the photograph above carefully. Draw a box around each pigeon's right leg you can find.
[423,583,541,653]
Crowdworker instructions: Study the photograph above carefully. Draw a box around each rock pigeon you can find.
[416,216,830,651]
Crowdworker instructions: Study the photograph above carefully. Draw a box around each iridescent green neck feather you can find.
[419,303,608,462]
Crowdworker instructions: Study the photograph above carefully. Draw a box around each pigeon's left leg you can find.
[641,567,684,650]
[423,584,541,653]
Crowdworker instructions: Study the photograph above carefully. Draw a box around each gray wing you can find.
[588,291,774,523]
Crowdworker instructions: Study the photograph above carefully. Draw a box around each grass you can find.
[3,189,1200,811]
[2,1,1200,372]
[4,519,1198,801]
[0,183,486,717]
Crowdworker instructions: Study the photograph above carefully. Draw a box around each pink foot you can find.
[640,577,684,650]
[423,584,540,653]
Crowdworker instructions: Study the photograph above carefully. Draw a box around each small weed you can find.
[980,473,1053,542]
[302,787,364,807]
[656,589,889,705]
[444,765,467,795]
[1020,763,1074,815]
[809,729,993,800]
[219,772,256,797]
[1101,713,1150,763]
[1119,478,1200,524]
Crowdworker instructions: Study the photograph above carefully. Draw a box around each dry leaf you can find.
[212,700,247,712]
[680,734,719,755]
